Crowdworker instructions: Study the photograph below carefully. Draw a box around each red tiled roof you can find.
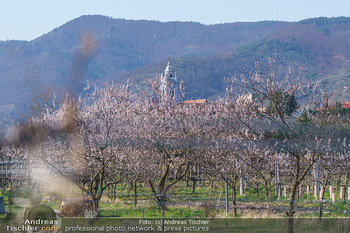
[182,99,208,104]
[341,102,350,108]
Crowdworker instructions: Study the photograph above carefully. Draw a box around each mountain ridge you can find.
[0,15,349,128]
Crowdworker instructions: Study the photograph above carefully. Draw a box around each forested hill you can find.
[122,17,350,101]
[1,15,350,128]
[0,15,290,124]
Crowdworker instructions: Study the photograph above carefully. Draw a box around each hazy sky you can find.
[1,0,349,41]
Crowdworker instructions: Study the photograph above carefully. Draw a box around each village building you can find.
[341,102,350,108]
[182,99,208,104]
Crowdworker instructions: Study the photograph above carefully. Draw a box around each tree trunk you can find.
[191,178,197,194]
[318,187,325,221]
[337,174,340,190]
[275,160,281,198]
[318,200,323,221]
[231,185,238,217]
[287,195,295,233]
[134,180,137,207]
[158,194,167,212]
[239,177,244,196]
[112,184,117,202]
[210,178,214,190]
[91,196,100,212]
[287,182,299,233]
[264,180,271,216]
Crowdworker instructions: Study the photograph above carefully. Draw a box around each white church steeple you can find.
[160,57,181,105]
[164,57,177,81]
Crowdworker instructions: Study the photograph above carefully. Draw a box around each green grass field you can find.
[1,182,350,232]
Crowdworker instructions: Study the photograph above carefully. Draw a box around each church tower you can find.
[160,58,181,105]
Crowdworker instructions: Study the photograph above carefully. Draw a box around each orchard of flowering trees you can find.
[2,57,350,233]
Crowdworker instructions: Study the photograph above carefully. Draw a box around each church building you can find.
[158,58,207,106]
[159,58,182,105]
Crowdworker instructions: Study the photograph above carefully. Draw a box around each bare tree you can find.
[28,86,55,118]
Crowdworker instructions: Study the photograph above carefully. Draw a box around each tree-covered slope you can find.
[1,15,350,127]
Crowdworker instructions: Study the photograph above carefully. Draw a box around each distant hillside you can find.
[121,17,350,103]
[0,15,291,126]
[1,15,350,128]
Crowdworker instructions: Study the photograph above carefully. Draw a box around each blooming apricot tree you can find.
[24,82,138,211]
